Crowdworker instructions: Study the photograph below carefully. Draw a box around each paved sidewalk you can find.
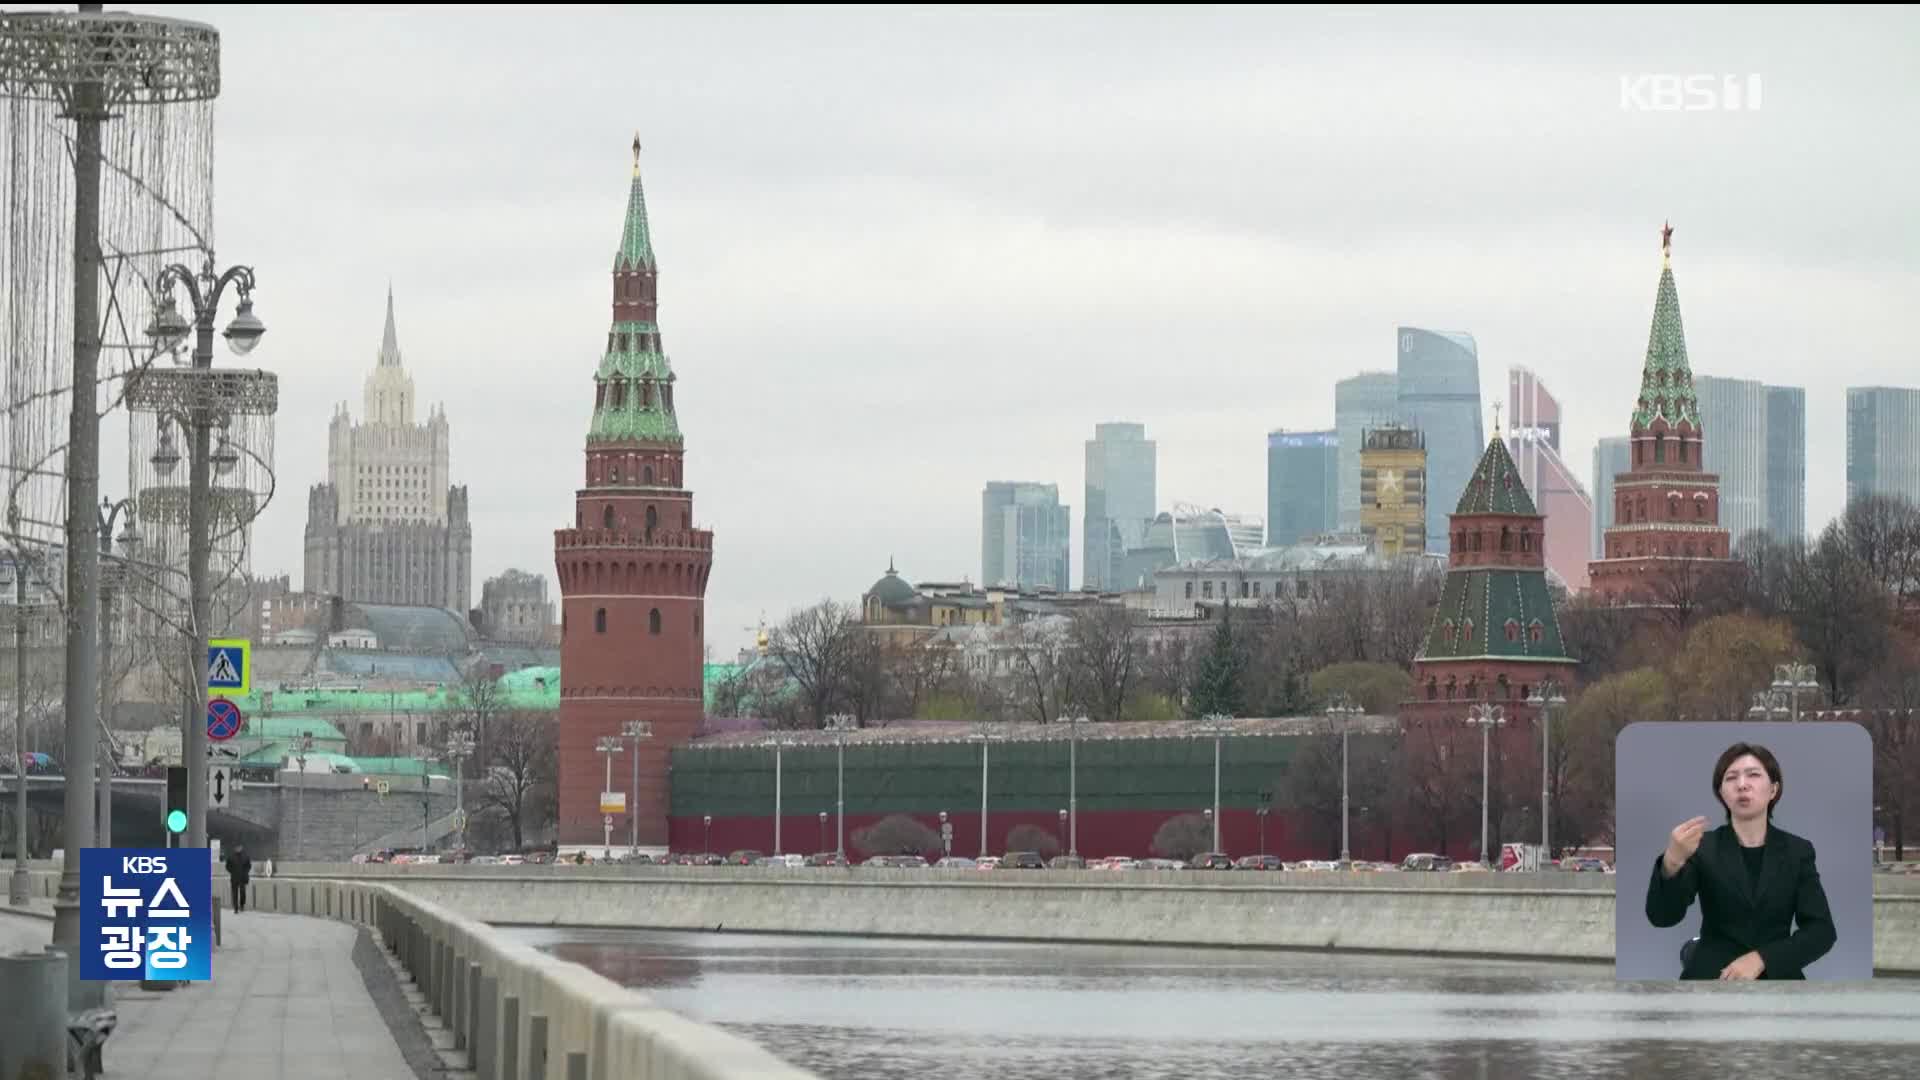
[4,907,414,1080]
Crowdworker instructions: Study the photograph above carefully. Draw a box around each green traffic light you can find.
[166,809,188,834]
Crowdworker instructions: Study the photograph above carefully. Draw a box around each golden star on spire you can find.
[631,132,642,177]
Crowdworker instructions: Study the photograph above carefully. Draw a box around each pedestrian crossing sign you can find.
[207,639,250,696]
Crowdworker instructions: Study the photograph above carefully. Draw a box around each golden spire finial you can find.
[1492,399,1502,438]
[631,132,642,177]
[1661,219,1674,265]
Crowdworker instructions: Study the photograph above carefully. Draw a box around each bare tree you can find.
[1003,618,1072,725]
[1557,592,1650,681]
[475,709,557,853]
[1785,526,1891,705]
[1150,813,1212,860]
[852,813,940,857]
[892,638,961,719]
[456,661,508,766]
[1398,720,1476,855]
[1064,605,1140,723]
[1004,824,1061,858]
[1840,493,1920,606]
[767,599,861,728]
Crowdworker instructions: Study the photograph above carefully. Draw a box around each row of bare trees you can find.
[725,557,1446,730]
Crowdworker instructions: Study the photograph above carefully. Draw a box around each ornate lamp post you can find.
[1748,663,1819,723]
[1062,714,1088,857]
[622,720,651,853]
[826,712,856,857]
[94,497,139,849]
[142,256,268,864]
[1193,714,1235,852]
[1324,696,1364,865]
[447,729,475,854]
[968,724,1006,857]
[1467,703,1507,867]
[1525,681,1567,859]
[762,735,799,854]
[595,736,622,856]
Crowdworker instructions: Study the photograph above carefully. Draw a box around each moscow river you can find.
[507,927,1920,1080]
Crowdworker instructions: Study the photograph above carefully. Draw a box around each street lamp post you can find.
[1526,681,1567,860]
[622,721,652,853]
[763,736,798,855]
[1467,704,1507,867]
[1256,805,1269,857]
[1057,808,1068,855]
[818,811,828,855]
[596,736,623,857]
[147,256,267,863]
[94,497,139,849]
[702,813,712,856]
[1748,663,1820,723]
[447,729,474,854]
[1063,714,1088,857]
[7,534,35,905]
[1325,696,1363,864]
[826,713,856,858]
[938,810,950,857]
[1194,714,1235,853]
[294,731,313,861]
[969,725,1006,857]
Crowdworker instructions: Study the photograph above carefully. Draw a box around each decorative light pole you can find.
[1194,713,1235,852]
[595,736,623,856]
[1467,703,1507,867]
[143,256,269,863]
[969,724,1006,857]
[817,811,828,855]
[1325,695,1364,865]
[702,813,712,856]
[94,497,139,848]
[826,712,856,857]
[294,731,313,861]
[622,720,652,853]
[447,729,475,854]
[1748,663,1819,723]
[1525,681,1567,860]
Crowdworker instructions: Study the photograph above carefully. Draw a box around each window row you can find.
[1423,674,1537,701]
[559,559,709,594]
[1452,526,1536,554]
[576,606,702,638]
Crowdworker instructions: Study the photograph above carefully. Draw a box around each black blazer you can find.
[1644,823,1837,980]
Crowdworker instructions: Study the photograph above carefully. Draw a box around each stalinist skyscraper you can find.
[303,289,473,614]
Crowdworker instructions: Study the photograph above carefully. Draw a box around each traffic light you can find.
[165,766,189,836]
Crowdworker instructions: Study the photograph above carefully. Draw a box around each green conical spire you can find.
[1631,222,1698,429]
[617,133,655,271]
[1455,434,1538,516]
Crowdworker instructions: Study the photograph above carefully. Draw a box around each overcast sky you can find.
[135,4,1920,658]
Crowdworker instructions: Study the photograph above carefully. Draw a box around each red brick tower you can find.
[1588,223,1734,602]
[553,137,712,848]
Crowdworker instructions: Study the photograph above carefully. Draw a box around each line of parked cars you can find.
[350,848,1621,872]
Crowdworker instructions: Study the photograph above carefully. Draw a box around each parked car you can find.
[1047,854,1087,870]
[999,851,1046,870]
[804,852,848,867]
[727,850,765,866]
[1234,855,1283,871]
[1188,852,1235,870]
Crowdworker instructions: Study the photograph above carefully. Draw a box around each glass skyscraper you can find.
[1266,429,1338,546]
[1766,386,1806,544]
[1396,328,1484,555]
[1591,436,1632,558]
[1334,372,1398,532]
[982,482,1071,591]
[1083,422,1157,591]
[1847,386,1920,506]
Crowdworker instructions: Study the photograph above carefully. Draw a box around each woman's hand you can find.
[1719,951,1766,980]
[1663,816,1708,877]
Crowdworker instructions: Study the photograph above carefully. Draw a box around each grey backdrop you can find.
[1614,721,1873,981]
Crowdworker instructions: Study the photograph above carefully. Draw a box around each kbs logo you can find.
[122,855,170,874]
[1620,74,1763,112]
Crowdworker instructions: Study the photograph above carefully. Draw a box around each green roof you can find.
[352,756,453,779]
[618,145,655,271]
[241,717,347,743]
[588,324,681,445]
[1455,436,1538,516]
[1416,567,1574,663]
[1630,258,1700,430]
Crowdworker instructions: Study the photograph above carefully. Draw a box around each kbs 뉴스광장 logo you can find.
[79,848,212,982]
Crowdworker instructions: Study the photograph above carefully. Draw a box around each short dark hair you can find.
[1713,742,1783,822]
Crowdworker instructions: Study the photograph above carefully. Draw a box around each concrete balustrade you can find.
[256,862,1920,973]
[235,874,822,1080]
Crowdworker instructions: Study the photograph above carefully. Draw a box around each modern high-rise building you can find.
[1591,436,1632,558]
[1083,422,1156,591]
[1358,426,1427,557]
[1334,372,1399,532]
[1847,386,1920,506]
[1588,226,1734,604]
[1397,328,1484,556]
[982,482,1071,591]
[1767,386,1806,544]
[1507,366,1595,590]
[1693,375,1768,549]
[1266,429,1338,546]
[303,288,472,613]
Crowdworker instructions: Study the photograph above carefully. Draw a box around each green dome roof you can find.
[868,561,917,605]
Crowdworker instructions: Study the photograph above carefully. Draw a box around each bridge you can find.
[0,772,461,859]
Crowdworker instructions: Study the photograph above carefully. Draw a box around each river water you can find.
[507,928,1920,1080]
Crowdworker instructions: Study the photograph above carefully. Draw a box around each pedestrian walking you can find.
[224,843,254,913]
